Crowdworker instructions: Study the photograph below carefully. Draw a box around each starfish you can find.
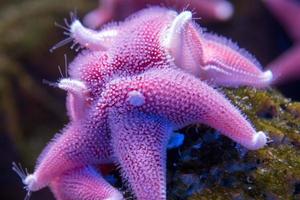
[13,7,272,200]
[263,0,300,84]
[83,0,235,29]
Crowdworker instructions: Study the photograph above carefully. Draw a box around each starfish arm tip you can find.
[261,70,273,83]
[70,19,110,50]
[70,19,81,33]
[58,78,87,94]
[215,1,234,20]
[163,10,192,49]
[23,174,40,192]
[248,131,267,150]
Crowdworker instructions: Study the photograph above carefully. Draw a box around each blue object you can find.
[167,132,185,149]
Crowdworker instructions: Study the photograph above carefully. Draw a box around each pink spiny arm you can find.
[163,11,273,88]
[83,0,116,29]
[263,0,300,85]
[58,78,89,121]
[267,45,300,84]
[200,33,272,87]
[83,0,234,29]
[104,68,267,151]
[110,113,172,200]
[169,0,234,21]
[70,9,273,91]
[50,166,122,200]
[70,20,118,51]
[16,120,113,193]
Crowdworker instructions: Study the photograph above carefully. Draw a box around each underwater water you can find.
[0,0,300,199]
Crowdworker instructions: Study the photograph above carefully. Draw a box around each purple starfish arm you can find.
[162,11,272,87]
[83,0,234,29]
[58,78,89,121]
[267,45,300,84]
[263,0,300,42]
[50,166,122,200]
[17,119,113,193]
[263,0,300,84]
[110,112,172,200]
[68,8,272,91]
[104,68,267,150]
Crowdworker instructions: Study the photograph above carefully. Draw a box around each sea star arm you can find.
[83,0,116,29]
[83,0,233,29]
[263,0,300,85]
[104,68,267,150]
[162,10,273,88]
[69,20,118,51]
[58,78,88,121]
[68,9,272,89]
[13,121,113,194]
[50,166,123,200]
[110,112,172,200]
[266,45,300,84]
[263,0,300,42]
[200,33,273,87]
[169,0,233,21]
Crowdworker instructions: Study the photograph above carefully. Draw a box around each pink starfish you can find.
[14,7,271,200]
[263,0,300,84]
[83,0,234,29]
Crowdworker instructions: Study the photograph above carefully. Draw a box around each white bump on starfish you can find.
[215,1,234,21]
[127,90,145,106]
[70,20,118,51]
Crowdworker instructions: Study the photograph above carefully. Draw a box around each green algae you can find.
[250,146,300,199]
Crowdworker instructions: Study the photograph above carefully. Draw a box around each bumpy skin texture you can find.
[50,166,122,200]
[110,112,172,200]
[83,0,234,29]
[15,7,271,200]
[264,0,300,84]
